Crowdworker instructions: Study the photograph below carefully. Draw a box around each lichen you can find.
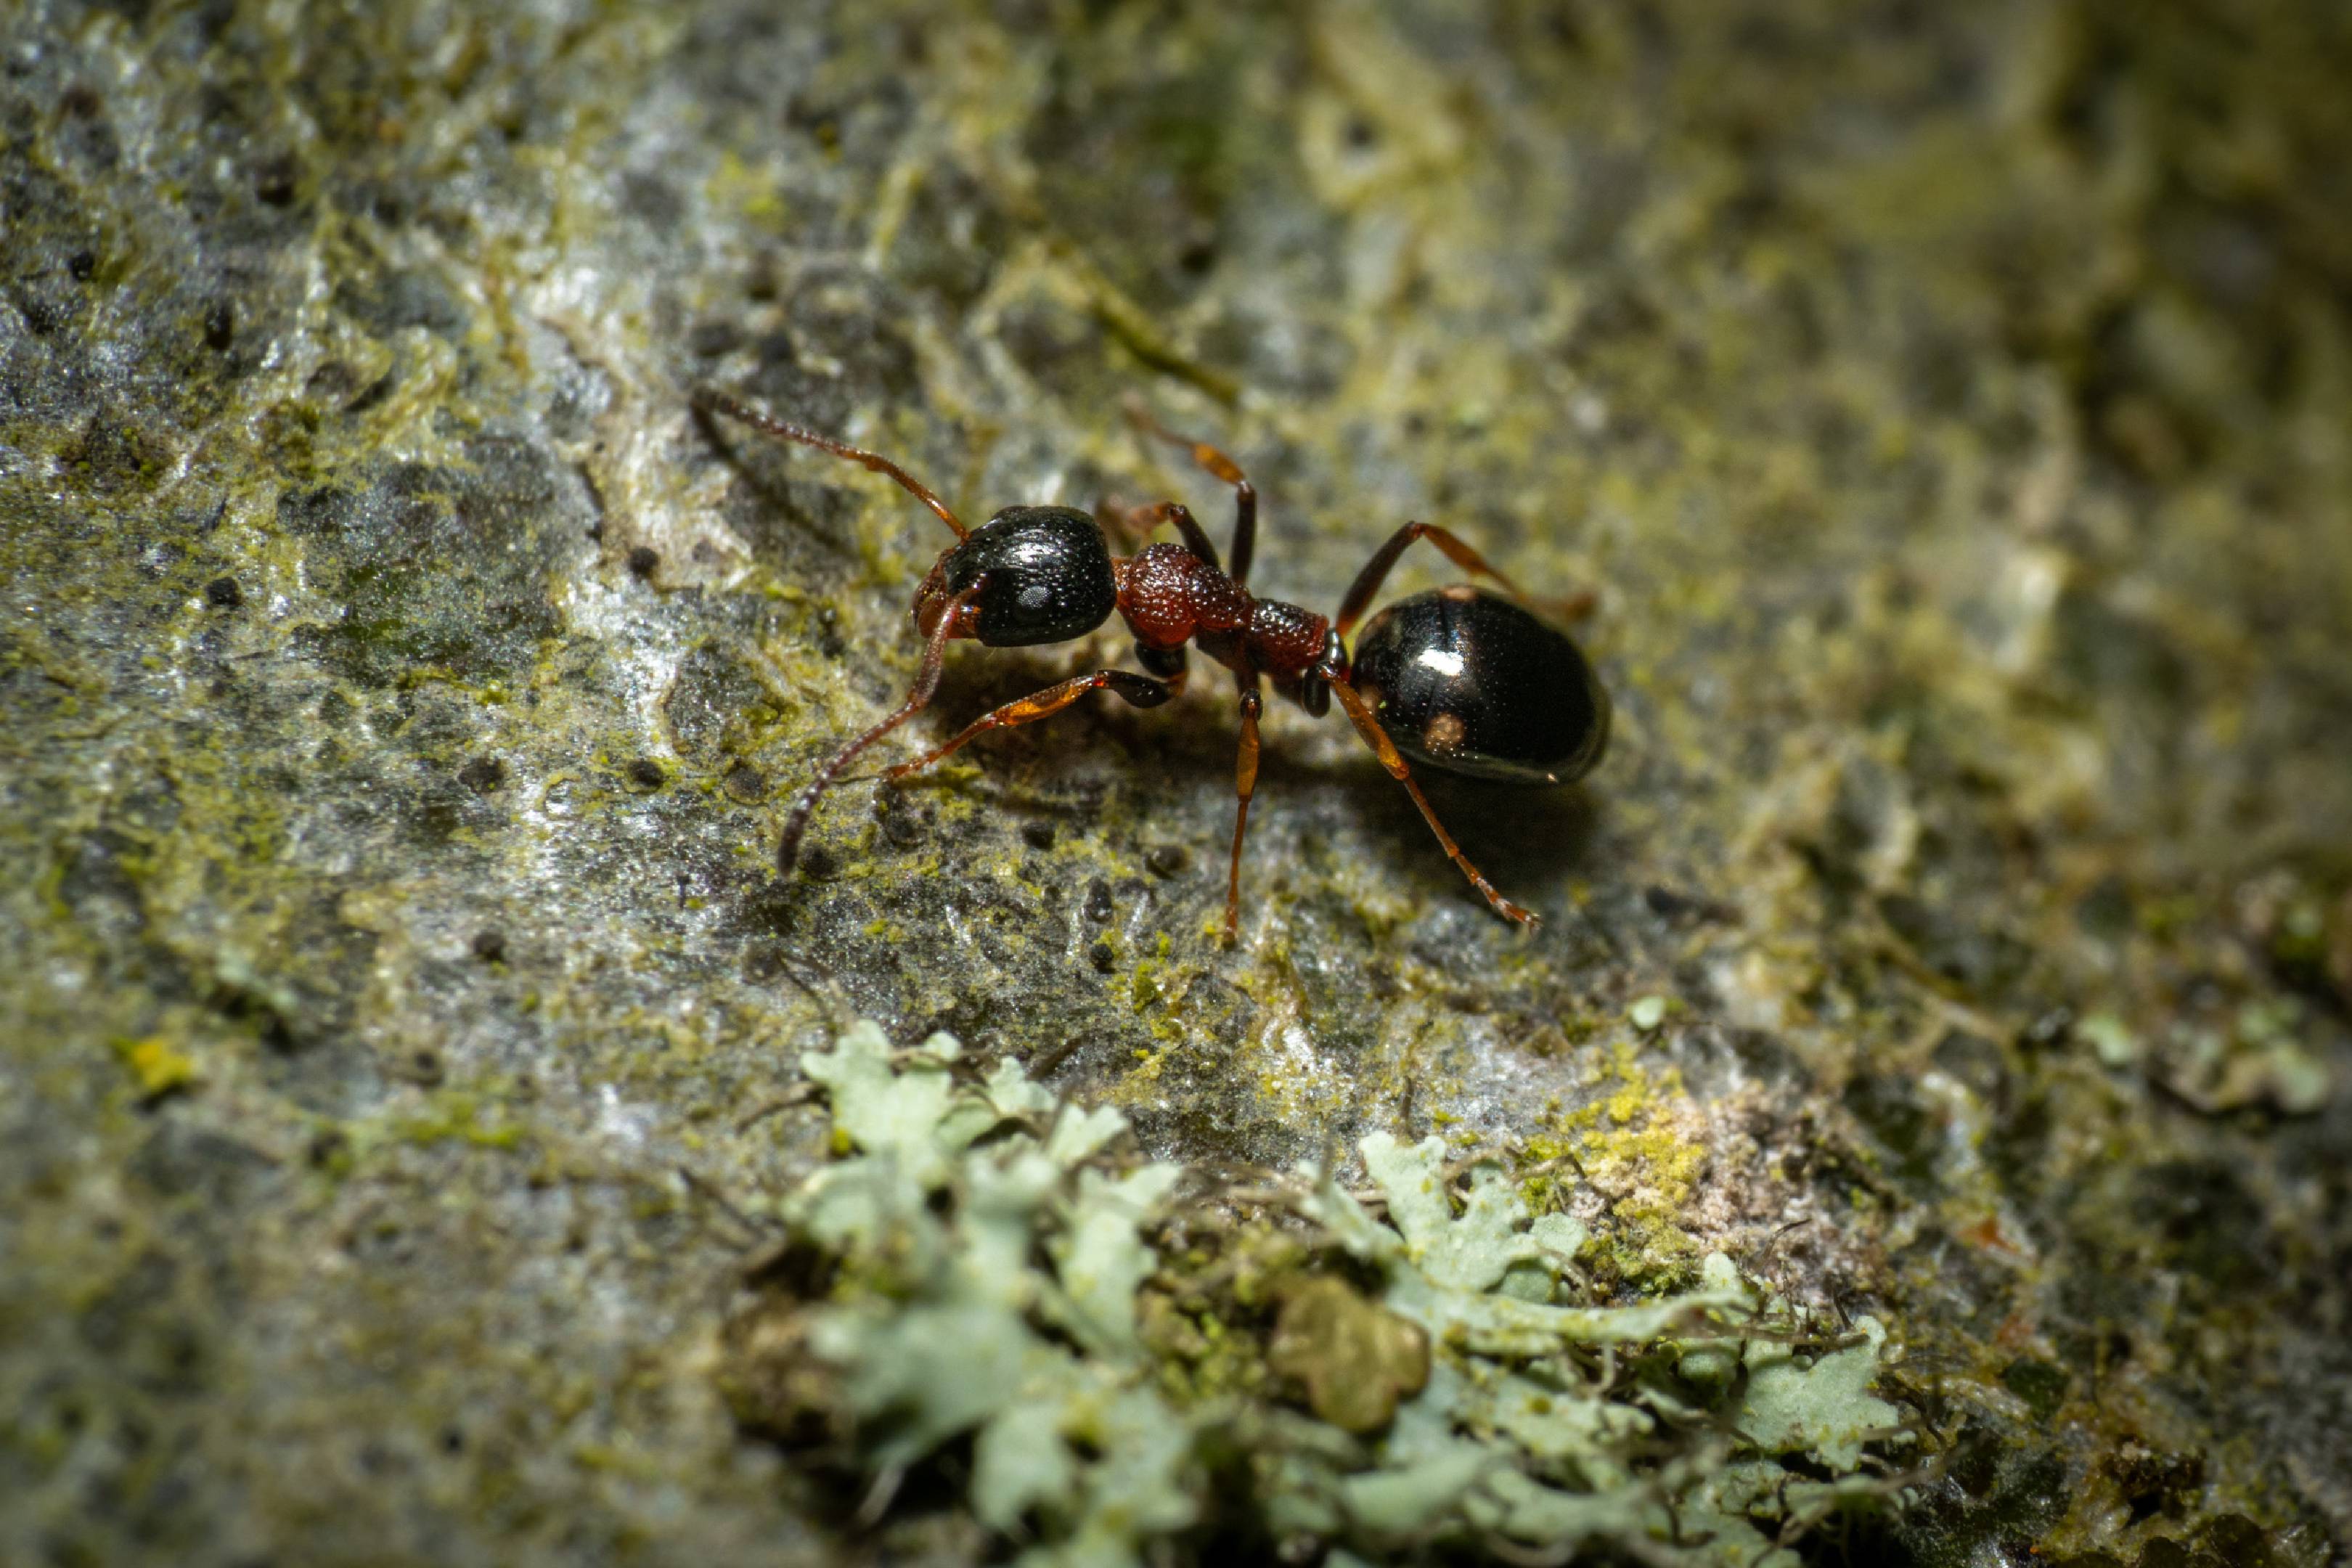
[724,1022,1915,1566]
[1519,1044,1710,1289]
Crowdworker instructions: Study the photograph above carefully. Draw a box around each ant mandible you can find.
[693,387,1610,942]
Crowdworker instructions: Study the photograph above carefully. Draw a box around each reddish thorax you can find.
[1113,542,1328,680]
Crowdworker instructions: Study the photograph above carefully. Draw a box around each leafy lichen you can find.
[724,1022,1916,1566]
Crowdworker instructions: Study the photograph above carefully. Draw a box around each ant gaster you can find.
[693,388,1610,941]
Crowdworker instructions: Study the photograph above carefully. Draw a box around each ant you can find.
[693,387,1609,942]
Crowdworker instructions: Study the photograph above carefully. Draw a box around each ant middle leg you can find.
[1126,402,1257,587]
[1108,500,1222,572]
[1222,674,1265,944]
[1333,521,1533,638]
[1328,678,1538,926]
[883,667,1177,783]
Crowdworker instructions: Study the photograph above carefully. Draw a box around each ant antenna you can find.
[694,386,968,541]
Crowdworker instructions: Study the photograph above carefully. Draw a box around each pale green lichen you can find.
[731,1022,1916,1566]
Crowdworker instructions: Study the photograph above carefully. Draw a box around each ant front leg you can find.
[777,584,984,875]
[1334,521,1535,637]
[1223,673,1264,944]
[883,666,1179,783]
[1328,678,1538,926]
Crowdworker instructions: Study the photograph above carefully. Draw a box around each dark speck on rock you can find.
[457,756,506,794]
[628,758,666,789]
[799,846,838,881]
[687,319,742,357]
[128,1124,274,1204]
[204,300,234,351]
[254,153,298,204]
[2022,1007,2075,1049]
[1643,884,1734,924]
[722,762,765,803]
[470,931,507,963]
[68,248,97,281]
[1021,821,1055,850]
[303,361,358,405]
[204,575,243,608]
[626,545,659,577]
[1090,941,1115,973]
[1146,844,1189,878]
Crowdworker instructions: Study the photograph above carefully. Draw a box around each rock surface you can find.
[3,1,2349,1564]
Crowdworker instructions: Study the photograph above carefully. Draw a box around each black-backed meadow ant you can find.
[694,388,1609,942]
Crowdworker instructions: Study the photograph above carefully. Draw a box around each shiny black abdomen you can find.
[1349,588,1609,783]
[942,507,1119,646]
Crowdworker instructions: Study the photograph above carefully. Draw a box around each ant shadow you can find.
[1365,766,1606,902]
[888,648,1605,907]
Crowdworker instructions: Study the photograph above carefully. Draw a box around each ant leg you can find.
[693,386,968,541]
[776,587,984,875]
[1333,521,1531,638]
[1223,675,1264,944]
[883,669,1177,782]
[1126,402,1257,586]
[1115,500,1222,571]
[1328,678,1538,926]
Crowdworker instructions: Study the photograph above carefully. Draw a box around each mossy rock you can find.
[3,1,2348,1564]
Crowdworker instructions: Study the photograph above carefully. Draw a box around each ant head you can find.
[915,506,1117,647]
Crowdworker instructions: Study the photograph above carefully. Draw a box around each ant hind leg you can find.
[1333,520,1533,639]
[1328,678,1538,926]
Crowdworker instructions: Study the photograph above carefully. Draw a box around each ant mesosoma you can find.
[693,387,1610,941]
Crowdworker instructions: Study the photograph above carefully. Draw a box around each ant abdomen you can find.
[1349,587,1609,785]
